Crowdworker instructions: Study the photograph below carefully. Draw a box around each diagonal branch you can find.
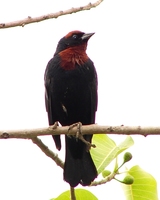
[32,136,64,168]
[91,171,116,186]
[0,124,160,139]
[0,0,104,29]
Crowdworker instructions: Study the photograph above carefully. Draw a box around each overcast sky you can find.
[0,0,160,199]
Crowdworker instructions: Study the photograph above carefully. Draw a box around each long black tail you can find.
[63,135,97,187]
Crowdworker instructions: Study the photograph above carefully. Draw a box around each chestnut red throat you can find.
[59,45,89,70]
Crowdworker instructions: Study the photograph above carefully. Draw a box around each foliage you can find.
[91,134,134,174]
[52,135,158,200]
[52,189,98,200]
[123,165,158,200]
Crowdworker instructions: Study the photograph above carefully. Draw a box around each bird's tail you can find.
[63,136,97,187]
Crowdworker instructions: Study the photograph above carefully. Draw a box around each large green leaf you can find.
[52,189,98,200]
[91,134,134,174]
[123,165,158,200]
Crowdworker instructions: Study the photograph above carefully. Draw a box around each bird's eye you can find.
[72,34,78,39]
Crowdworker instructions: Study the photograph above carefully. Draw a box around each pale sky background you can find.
[0,0,160,199]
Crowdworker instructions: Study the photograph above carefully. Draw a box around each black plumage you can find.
[44,30,98,187]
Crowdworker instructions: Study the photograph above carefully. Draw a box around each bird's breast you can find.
[59,48,88,70]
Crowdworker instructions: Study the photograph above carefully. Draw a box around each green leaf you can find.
[123,165,158,200]
[91,135,134,174]
[52,189,98,200]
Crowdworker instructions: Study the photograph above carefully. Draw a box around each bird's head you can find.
[54,30,95,55]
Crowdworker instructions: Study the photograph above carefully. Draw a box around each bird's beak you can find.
[81,32,95,40]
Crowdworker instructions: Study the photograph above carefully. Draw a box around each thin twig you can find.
[70,187,76,200]
[32,136,64,168]
[91,172,116,186]
[0,0,104,29]
[1,124,160,139]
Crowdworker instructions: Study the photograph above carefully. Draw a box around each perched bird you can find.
[44,30,98,187]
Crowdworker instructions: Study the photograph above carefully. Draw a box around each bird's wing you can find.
[44,59,61,150]
[86,59,98,124]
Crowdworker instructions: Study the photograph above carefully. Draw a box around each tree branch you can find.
[31,136,64,169]
[70,187,76,200]
[0,0,103,29]
[91,171,116,186]
[0,124,160,139]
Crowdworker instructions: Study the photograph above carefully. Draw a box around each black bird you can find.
[44,30,98,187]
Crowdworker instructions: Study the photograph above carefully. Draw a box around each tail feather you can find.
[64,136,97,187]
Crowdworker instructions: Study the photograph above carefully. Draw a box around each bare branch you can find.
[0,124,160,140]
[0,0,104,29]
[70,187,76,200]
[32,136,64,168]
[91,171,116,186]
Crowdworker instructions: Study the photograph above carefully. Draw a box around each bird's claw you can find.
[68,122,82,138]
[68,122,96,151]
[78,133,96,151]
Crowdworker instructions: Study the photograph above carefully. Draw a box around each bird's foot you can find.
[68,122,96,151]
[68,122,82,138]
